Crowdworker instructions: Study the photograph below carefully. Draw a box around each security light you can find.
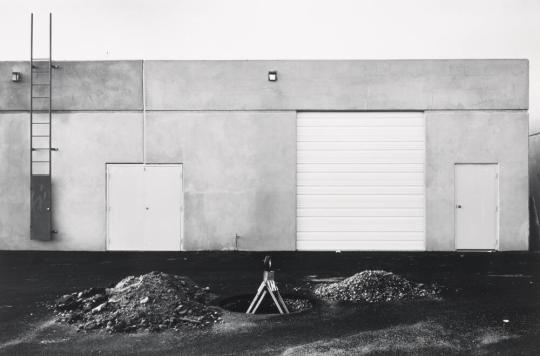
[12,72,21,82]
[268,71,277,82]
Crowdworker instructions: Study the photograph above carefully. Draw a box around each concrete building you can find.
[0,59,530,251]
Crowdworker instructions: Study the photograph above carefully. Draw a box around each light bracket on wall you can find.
[12,72,22,82]
[268,70,278,82]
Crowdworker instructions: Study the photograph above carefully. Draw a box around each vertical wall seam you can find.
[142,60,146,164]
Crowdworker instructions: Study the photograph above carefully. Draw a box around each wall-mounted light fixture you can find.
[268,70,278,82]
[11,72,22,82]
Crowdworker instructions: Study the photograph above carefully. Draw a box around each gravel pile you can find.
[53,271,221,332]
[283,298,312,312]
[314,270,440,303]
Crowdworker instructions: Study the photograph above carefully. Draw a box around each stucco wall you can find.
[0,113,29,246]
[0,59,530,251]
[0,61,143,111]
[2,60,527,111]
[145,111,296,251]
[0,112,142,250]
[144,60,528,111]
[426,111,529,251]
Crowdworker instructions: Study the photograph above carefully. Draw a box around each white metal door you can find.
[455,164,498,250]
[107,164,183,251]
[297,112,425,251]
[143,165,183,251]
[107,165,145,250]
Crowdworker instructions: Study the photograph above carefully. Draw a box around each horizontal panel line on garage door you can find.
[298,162,424,166]
[296,186,424,189]
[297,112,424,117]
[298,126,424,136]
[298,135,424,142]
[297,189,424,195]
[298,216,424,220]
[298,153,423,164]
[298,150,423,157]
[298,232,425,235]
[298,198,423,208]
[298,174,424,186]
[297,164,423,173]
[298,142,424,150]
[299,127,424,133]
[298,183,423,190]
[298,160,424,165]
[297,118,424,125]
[297,238,425,242]
[298,205,424,209]
[297,193,424,197]
[297,140,425,142]
[297,172,424,178]
[297,206,423,209]
[298,148,424,152]
[297,171,423,174]
[296,241,425,251]
[298,112,424,116]
[298,218,424,230]
[298,124,424,128]
[297,231,424,239]
[298,215,425,218]
[298,140,424,143]
[298,122,424,126]
[297,209,424,217]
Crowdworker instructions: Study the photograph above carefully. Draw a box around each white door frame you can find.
[105,163,184,251]
[453,163,499,251]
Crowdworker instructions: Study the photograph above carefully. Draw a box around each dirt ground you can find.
[0,251,539,355]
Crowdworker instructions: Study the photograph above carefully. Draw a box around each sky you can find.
[1,0,539,132]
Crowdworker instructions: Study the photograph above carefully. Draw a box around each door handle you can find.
[456,204,462,209]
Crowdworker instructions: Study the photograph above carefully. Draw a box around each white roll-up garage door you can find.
[297,112,425,251]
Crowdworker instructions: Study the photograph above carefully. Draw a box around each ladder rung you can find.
[32,122,50,125]
[32,148,51,151]
[32,70,50,73]
[32,135,50,137]
[32,160,50,163]
[32,96,50,98]
[32,83,50,86]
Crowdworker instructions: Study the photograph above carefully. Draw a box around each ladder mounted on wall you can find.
[30,13,57,241]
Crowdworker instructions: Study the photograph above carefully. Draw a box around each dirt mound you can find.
[53,271,221,332]
[314,270,441,303]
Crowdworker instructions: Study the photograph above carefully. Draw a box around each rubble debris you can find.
[282,298,312,312]
[52,271,221,333]
[314,270,441,303]
[221,295,313,314]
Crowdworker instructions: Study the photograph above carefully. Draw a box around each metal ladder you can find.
[30,13,56,241]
